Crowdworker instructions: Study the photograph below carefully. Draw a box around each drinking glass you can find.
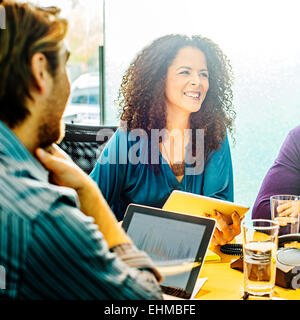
[242,219,279,299]
[270,195,300,235]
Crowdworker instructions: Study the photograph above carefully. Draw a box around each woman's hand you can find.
[207,210,242,246]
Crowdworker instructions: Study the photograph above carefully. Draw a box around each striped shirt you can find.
[0,121,162,300]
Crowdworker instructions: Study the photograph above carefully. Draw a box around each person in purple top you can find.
[252,125,300,221]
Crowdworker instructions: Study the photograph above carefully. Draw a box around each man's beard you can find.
[37,117,65,148]
[37,81,68,148]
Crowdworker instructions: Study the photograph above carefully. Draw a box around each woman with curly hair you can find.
[90,34,241,245]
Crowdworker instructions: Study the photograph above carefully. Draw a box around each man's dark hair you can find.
[0,0,68,128]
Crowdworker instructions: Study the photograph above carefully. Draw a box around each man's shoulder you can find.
[281,125,300,155]
[0,167,79,222]
[288,125,300,141]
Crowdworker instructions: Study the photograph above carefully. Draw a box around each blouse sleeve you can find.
[201,135,234,202]
[90,129,128,220]
[252,127,300,219]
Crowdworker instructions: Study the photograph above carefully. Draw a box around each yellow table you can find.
[195,246,300,300]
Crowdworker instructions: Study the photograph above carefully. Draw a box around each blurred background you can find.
[31,0,300,218]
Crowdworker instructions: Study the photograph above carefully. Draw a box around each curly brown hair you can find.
[118,34,235,157]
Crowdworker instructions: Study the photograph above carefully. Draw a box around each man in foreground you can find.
[0,0,162,299]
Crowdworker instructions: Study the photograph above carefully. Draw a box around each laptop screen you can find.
[126,210,207,291]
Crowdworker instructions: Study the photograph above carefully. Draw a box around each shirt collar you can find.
[0,120,49,182]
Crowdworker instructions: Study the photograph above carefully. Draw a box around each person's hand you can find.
[36,144,132,248]
[277,200,300,218]
[35,144,90,191]
[206,210,242,246]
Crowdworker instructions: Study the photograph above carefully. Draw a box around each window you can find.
[27,0,300,213]
[105,0,300,211]
[31,0,103,125]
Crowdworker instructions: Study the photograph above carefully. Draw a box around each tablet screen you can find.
[126,211,206,290]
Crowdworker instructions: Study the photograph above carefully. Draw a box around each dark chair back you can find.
[59,123,117,174]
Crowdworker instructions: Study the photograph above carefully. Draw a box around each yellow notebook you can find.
[205,249,221,261]
[163,190,249,225]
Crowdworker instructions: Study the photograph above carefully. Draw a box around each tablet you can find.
[163,190,249,225]
[122,204,216,299]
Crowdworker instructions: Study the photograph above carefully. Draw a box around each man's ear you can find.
[30,52,51,95]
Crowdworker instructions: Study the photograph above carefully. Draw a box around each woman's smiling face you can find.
[165,46,209,116]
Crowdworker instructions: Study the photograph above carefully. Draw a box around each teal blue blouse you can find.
[90,128,234,221]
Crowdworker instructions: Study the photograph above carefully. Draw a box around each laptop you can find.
[163,190,249,225]
[122,204,216,299]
